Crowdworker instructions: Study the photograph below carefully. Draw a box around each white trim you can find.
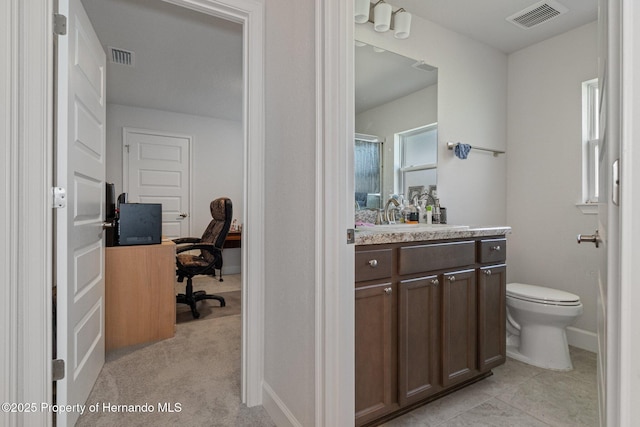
[316,0,355,425]
[619,0,640,424]
[566,326,598,353]
[262,381,303,427]
[575,203,599,215]
[3,0,54,425]
[162,0,266,407]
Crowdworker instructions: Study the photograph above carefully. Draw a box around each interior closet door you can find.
[123,127,192,239]
[55,0,106,425]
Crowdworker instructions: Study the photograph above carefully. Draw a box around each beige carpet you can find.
[76,275,273,427]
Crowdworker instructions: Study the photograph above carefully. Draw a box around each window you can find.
[582,79,599,205]
[397,123,437,199]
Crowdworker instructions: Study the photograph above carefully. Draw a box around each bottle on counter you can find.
[426,205,433,224]
[433,198,441,224]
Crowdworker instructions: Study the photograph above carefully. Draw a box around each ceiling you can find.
[392,0,597,54]
[81,0,597,121]
[82,0,243,121]
[355,45,437,114]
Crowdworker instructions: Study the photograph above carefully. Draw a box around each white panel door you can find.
[123,128,191,239]
[55,0,106,426]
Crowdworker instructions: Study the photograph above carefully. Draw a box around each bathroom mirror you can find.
[354,42,438,210]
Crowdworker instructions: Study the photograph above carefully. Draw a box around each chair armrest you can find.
[176,243,223,255]
[173,237,201,245]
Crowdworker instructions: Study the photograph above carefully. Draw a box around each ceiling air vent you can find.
[506,1,569,30]
[107,46,135,67]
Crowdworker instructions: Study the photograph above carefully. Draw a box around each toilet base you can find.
[506,329,574,371]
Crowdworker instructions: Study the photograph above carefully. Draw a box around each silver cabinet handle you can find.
[490,245,501,251]
[368,259,378,268]
[484,269,492,276]
[577,230,600,248]
[430,279,439,286]
[383,287,392,295]
[447,275,456,282]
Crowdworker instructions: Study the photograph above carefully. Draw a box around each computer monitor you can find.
[117,203,162,246]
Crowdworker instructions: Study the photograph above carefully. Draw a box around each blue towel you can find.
[454,143,472,159]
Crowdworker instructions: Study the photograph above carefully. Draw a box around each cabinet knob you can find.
[430,278,439,286]
[368,259,378,268]
[447,275,456,282]
[490,245,501,251]
[383,287,392,295]
[484,269,492,276]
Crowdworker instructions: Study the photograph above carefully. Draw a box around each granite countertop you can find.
[354,224,511,246]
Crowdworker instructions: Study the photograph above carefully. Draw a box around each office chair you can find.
[173,197,232,319]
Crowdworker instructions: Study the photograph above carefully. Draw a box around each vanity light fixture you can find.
[373,1,392,32]
[355,1,413,40]
[393,8,411,39]
[354,0,371,24]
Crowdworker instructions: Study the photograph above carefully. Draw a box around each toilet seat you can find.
[507,283,581,307]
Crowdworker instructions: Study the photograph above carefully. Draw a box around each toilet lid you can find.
[507,283,581,306]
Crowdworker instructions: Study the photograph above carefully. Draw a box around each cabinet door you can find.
[477,264,507,371]
[398,275,442,406]
[355,282,397,425]
[441,269,477,387]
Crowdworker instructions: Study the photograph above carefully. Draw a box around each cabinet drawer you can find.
[398,241,475,275]
[355,249,393,282]
[478,239,506,264]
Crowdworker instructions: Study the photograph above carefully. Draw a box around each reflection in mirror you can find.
[354,42,438,211]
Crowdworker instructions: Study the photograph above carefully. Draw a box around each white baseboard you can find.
[567,326,598,353]
[262,381,302,427]
[225,265,241,275]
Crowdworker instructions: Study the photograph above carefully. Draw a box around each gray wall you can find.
[263,0,317,425]
[506,22,599,343]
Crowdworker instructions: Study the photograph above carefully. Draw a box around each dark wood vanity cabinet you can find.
[355,249,398,424]
[477,264,507,371]
[398,275,442,406]
[355,236,507,427]
[441,268,478,387]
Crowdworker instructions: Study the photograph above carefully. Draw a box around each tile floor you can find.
[382,347,598,427]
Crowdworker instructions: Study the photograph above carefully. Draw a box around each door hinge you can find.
[124,144,130,154]
[52,359,65,381]
[53,14,67,36]
[52,187,67,208]
[612,159,620,206]
[346,228,355,244]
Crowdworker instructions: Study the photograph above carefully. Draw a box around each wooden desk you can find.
[224,230,242,249]
[105,241,176,351]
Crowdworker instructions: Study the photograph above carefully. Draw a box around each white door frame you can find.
[617,0,640,423]
[160,0,265,407]
[315,0,355,425]
[1,0,54,425]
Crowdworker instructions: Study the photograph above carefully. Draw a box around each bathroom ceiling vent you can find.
[107,46,135,67]
[506,1,568,30]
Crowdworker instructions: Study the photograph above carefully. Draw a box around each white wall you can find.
[356,84,437,200]
[106,103,243,273]
[356,15,508,226]
[507,22,599,345]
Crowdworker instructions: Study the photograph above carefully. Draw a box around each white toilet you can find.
[506,283,583,371]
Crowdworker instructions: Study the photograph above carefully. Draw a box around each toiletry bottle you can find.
[433,199,441,224]
[426,205,433,224]
[417,200,425,223]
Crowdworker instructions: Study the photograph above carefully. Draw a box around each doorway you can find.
[54,0,265,421]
